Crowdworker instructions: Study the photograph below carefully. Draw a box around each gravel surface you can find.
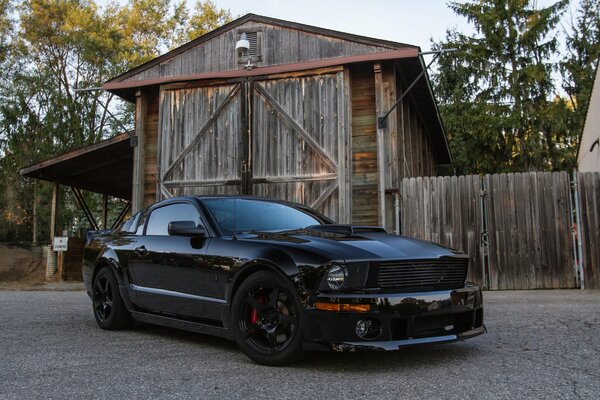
[1,290,599,399]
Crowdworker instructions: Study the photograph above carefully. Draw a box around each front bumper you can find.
[303,285,485,352]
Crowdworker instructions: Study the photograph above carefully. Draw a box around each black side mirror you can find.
[168,221,206,237]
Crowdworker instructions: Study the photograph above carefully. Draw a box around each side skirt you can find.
[131,311,234,340]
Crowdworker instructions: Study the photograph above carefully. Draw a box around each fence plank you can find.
[579,172,600,289]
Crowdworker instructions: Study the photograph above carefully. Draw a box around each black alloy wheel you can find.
[92,266,132,330]
[232,271,304,365]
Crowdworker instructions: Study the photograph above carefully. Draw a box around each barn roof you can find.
[19,133,133,199]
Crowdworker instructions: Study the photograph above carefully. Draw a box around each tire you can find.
[231,270,304,365]
[92,266,132,330]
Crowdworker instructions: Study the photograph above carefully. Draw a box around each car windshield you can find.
[202,198,322,236]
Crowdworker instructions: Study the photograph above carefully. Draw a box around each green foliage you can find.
[560,0,600,145]
[432,0,594,174]
[186,0,234,42]
[0,0,232,242]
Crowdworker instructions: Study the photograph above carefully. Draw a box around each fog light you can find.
[355,320,371,338]
[355,318,380,339]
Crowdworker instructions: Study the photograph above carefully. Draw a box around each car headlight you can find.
[320,262,370,291]
[327,264,347,290]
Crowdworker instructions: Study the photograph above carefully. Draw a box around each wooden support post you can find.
[132,89,147,213]
[46,182,59,280]
[102,194,108,230]
[50,182,59,241]
[337,67,352,224]
[32,181,38,246]
[374,63,387,228]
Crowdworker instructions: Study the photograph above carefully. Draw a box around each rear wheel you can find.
[92,266,132,330]
[231,270,304,365]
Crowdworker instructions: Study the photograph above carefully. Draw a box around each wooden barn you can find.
[103,13,451,232]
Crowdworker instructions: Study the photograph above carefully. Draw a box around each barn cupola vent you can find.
[236,31,262,69]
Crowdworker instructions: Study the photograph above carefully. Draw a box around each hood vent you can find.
[305,225,387,236]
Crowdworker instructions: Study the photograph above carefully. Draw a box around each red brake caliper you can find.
[250,294,264,324]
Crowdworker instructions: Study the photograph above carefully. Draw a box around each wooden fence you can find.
[399,171,600,290]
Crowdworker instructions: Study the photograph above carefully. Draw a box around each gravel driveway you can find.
[1,289,598,399]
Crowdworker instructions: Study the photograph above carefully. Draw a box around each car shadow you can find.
[296,343,480,372]
[131,321,481,370]
[133,322,239,352]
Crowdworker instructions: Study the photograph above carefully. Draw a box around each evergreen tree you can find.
[433,0,575,173]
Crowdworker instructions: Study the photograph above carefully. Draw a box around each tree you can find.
[432,0,576,174]
[186,0,233,43]
[560,0,600,144]
[0,0,233,241]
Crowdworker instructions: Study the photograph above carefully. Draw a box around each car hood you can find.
[238,228,459,261]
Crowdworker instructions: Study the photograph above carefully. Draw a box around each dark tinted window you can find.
[202,198,321,236]
[145,203,202,236]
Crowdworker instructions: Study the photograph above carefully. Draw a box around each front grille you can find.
[376,258,468,291]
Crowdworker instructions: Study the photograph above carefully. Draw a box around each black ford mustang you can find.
[83,196,485,365]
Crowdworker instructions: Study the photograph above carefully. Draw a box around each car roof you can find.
[151,195,314,211]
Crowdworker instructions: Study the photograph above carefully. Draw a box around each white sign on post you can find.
[53,237,68,252]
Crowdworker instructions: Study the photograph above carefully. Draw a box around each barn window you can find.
[237,31,262,63]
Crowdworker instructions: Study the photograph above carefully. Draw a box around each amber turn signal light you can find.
[315,303,371,312]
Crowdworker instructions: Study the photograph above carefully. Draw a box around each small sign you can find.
[53,237,69,252]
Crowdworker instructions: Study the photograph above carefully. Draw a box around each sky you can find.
[210,0,576,50]
[214,0,473,49]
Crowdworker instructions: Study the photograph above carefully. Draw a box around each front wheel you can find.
[231,270,304,365]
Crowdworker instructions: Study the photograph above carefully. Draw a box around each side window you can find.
[145,203,202,236]
[135,212,147,235]
[118,212,140,234]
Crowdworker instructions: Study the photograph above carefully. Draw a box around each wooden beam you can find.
[311,181,339,210]
[374,63,387,228]
[102,194,108,229]
[132,90,147,213]
[71,187,99,230]
[110,201,132,230]
[163,179,243,188]
[339,67,352,224]
[251,173,338,184]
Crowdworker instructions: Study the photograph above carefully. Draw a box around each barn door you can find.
[250,72,349,222]
[158,82,245,197]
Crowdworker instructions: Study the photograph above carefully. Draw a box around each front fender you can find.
[226,247,300,303]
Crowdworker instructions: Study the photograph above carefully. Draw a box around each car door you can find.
[128,201,223,321]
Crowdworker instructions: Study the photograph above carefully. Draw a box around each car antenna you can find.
[232,196,238,240]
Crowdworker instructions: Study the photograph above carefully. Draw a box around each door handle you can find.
[134,245,148,257]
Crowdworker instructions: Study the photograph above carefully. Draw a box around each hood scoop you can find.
[305,224,387,236]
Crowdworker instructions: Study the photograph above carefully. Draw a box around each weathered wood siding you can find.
[400,98,436,178]
[126,22,396,82]
[400,175,483,285]
[350,65,378,226]
[144,92,159,206]
[578,172,600,289]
